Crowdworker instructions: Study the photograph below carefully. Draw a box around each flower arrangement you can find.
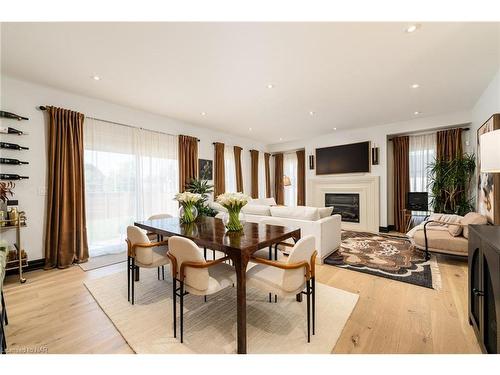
[174,192,202,223]
[216,192,250,231]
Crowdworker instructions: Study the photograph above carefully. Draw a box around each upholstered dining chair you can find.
[126,226,170,305]
[247,235,317,342]
[167,236,236,343]
[146,213,173,241]
[253,217,293,261]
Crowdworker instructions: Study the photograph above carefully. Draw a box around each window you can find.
[84,118,178,257]
[224,145,237,193]
[258,151,267,198]
[409,132,436,211]
[283,152,298,206]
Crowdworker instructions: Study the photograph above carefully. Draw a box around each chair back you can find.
[168,236,209,291]
[147,213,173,220]
[282,235,316,292]
[127,226,154,265]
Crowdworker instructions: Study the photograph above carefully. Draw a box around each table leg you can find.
[231,255,249,354]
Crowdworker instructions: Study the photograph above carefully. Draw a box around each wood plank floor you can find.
[2,254,481,354]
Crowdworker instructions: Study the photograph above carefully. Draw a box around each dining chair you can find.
[167,236,236,343]
[247,235,317,342]
[146,213,173,241]
[253,217,292,261]
[126,226,170,305]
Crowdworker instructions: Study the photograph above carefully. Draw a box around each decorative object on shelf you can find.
[428,153,476,216]
[0,158,29,165]
[0,181,15,203]
[0,110,29,121]
[477,114,500,224]
[0,127,25,135]
[216,192,250,231]
[175,191,202,224]
[0,142,29,151]
[198,159,213,180]
[0,210,27,283]
[0,174,29,180]
[184,177,217,217]
[7,200,19,226]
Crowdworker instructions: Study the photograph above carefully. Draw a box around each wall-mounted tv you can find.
[315,141,370,175]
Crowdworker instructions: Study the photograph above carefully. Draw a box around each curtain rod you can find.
[38,106,200,141]
[388,125,470,141]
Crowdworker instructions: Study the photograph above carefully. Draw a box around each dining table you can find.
[134,215,301,354]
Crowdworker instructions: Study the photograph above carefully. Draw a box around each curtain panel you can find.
[437,128,463,161]
[274,153,285,205]
[178,135,198,192]
[224,145,237,193]
[44,106,89,268]
[214,142,225,197]
[296,149,306,206]
[393,136,410,232]
[234,146,243,192]
[264,153,271,198]
[258,152,267,198]
[250,150,259,198]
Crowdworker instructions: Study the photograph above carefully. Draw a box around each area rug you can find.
[79,252,126,271]
[84,267,359,354]
[324,231,441,289]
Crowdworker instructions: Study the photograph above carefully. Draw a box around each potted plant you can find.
[216,192,250,231]
[185,178,217,217]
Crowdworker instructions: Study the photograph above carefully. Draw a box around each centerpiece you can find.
[216,192,250,231]
[174,191,202,224]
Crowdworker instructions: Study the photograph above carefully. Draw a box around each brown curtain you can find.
[296,149,306,206]
[393,136,410,232]
[234,146,243,192]
[274,153,284,205]
[214,142,225,197]
[44,106,88,269]
[250,150,259,198]
[264,152,271,198]
[437,128,463,161]
[178,135,198,192]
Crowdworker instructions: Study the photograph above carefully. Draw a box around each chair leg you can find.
[131,259,135,305]
[127,257,131,302]
[180,281,185,343]
[275,294,277,303]
[204,247,207,260]
[268,246,272,260]
[296,293,303,302]
[162,265,165,280]
[274,244,278,260]
[268,292,272,303]
[172,278,177,338]
[1,319,5,354]
[312,277,316,335]
[306,281,311,343]
[1,291,7,326]
[204,295,207,303]
[212,249,216,260]
[157,267,160,280]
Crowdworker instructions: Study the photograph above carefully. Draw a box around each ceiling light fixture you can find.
[309,111,315,116]
[333,127,337,131]
[405,24,420,33]
[91,75,101,81]
[411,83,420,89]
[201,112,207,116]
[279,137,283,141]
[414,111,421,115]
[267,84,274,89]
[249,127,252,131]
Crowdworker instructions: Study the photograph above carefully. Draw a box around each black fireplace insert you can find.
[325,193,360,223]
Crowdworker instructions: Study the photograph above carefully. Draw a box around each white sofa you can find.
[211,198,341,264]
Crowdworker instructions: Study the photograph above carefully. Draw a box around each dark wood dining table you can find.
[134,216,301,354]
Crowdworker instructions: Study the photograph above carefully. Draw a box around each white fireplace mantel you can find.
[307,175,379,233]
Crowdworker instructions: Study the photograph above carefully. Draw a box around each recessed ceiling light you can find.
[405,24,420,33]
[91,75,101,81]
[249,127,252,131]
[279,137,283,141]
[333,127,337,131]
[309,111,315,116]
[411,83,420,89]
[414,111,421,115]
[201,112,207,116]
[267,84,274,89]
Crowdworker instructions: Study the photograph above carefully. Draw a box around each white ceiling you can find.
[1,22,499,144]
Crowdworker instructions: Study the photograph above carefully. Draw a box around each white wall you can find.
[268,110,473,228]
[0,76,267,261]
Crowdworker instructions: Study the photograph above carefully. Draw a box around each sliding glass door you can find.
[84,118,178,257]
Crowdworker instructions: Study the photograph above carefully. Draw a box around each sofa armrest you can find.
[312,214,341,263]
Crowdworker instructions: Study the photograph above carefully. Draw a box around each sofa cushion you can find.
[242,204,271,216]
[413,229,468,256]
[270,206,320,221]
[248,197,277,206]
[462,212,488,238]
[318,207,333,218]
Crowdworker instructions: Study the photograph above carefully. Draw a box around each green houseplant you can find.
[185,178,217,217]
[428,153,476,216]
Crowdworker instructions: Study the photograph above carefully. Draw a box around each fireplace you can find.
[325,193,360,223]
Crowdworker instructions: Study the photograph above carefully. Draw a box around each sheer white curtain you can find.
[409,132,436,209]
[84,118,178,257]
[283,152,298,206]
[224,145,237,193]
[258,152,267,198]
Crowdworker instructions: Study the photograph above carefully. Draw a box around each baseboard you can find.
[5,258,45,276]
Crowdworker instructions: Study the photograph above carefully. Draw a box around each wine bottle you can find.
[0,142,29,150]
[0,158,29,165]
[0,174,29,180]
[0,111,29,121]
[0,127,24,135]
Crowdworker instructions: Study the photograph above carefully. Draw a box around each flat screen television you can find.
[315,141,370,175]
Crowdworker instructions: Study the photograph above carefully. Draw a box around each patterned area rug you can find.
[324,231,441,289]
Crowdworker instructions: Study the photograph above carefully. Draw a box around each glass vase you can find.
[179,204,198,224]
[222,209,245,232]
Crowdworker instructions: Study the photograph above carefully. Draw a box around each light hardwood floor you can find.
[2,254,481,354]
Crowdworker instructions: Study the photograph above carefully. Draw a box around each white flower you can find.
[216,192,250,209]
[174,192,202,204]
